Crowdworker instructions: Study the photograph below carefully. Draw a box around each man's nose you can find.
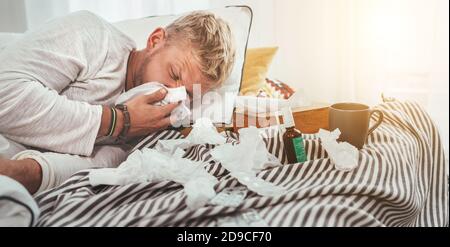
[165,80,182,88]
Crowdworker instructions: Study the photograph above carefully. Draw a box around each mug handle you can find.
[367,109,384,136]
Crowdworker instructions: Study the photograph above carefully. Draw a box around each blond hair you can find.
[165,11,236,88]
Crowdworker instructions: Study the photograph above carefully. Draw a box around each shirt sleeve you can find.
[12,145,127,194]
[0,11,119,156]
[0,79,102,156]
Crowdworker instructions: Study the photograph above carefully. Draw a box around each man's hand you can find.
[124,88,179,137]
[98,89,179,138]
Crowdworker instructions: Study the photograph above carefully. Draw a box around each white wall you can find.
[211,0,449,157]
[0,0,210,32]
[0,0,27,32]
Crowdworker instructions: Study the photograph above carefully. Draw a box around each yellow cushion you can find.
[240,47,278,95]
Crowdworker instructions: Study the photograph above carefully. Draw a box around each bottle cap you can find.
[282,107,295,128]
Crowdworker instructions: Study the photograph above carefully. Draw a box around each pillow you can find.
[258,78,296,99]
[113,6,253,124]
[239,47,278,96]
[0,175,40,227]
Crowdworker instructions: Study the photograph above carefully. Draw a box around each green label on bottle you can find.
[292,137,307,163]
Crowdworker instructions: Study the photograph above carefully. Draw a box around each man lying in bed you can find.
[0,10,235,194]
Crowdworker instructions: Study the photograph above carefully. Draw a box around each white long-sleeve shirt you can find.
[0,11,136,156]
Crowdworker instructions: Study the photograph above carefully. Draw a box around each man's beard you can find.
[135,47,162,87]
[134,53,152,87]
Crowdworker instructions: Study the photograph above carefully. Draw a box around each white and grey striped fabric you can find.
[34,101,448,227]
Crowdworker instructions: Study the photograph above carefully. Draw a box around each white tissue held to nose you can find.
[318,128,359,172]
[164,86,188,103]
[115,81,191,126]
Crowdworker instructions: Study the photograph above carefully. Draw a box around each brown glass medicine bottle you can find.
[282,107,307,164]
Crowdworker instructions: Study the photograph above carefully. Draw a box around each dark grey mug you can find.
[329,103,384,149]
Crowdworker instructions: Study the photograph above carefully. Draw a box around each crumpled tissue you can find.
[157,119,285,197]
[210,186,247,207]
[115,81,191,126]
[210,126,286,197]
[155,118,226,155]
[89,118,226,209]
[89,117,287,209]
[318,129,359,172]
[89,147,218,210]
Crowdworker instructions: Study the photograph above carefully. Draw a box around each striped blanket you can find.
[34,101,448,226]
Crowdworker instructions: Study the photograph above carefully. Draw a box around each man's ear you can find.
[146,27,166,51]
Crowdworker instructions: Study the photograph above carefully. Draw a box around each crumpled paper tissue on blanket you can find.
[89,118,286,209]
[317,129,359,172]
[210,127,287,197]
[115,81,191,126]
[155,118,227,155]
[89,147,218,210]
[157,120,286,197]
